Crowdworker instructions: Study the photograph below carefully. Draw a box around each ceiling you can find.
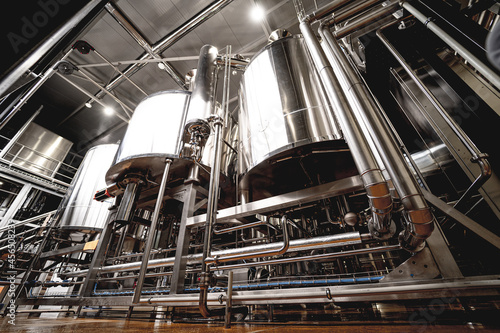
[9,0,333,158]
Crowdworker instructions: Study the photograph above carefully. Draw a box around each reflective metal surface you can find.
[106,91,190,184]
[106,90,237,185]
[238,36,349,199]
[67,231,363,276]
[239,36,342,175]
[58,144,118,231]
[2,123,72,177]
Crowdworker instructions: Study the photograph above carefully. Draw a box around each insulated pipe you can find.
[376,23,492,214]
[333,0,400,38]
[215,244,401,270]
[320,24,434,252]
[205,216,290,265]
[185,45,219,138]
[401,1,500,91]
[132,159,173,304]
[299,21,394,240]
[101,0,234,96]
[64,232,364,277]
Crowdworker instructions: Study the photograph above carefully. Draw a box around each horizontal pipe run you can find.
[211,245,401,271]
[333,0,400,39]
[205,216,290,265]
[88,276,384,297]
[213,220,268,234]
[65,232,364,277]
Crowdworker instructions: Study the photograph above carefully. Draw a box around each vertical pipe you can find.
[199,116,223,317]
[299,21,394,240]
[115,182,141,223]
[132,159,173,303]
[224,271,233,329]
[184,45,219,136]
[319,24,434,252]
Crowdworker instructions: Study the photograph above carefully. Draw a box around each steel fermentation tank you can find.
[58,144,118,232]
[105,90,237,199]
[238,35,357,200]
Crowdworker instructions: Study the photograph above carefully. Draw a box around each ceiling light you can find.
[104,107,114,116]
[85,102,92,108]
[158,62,166,70]
[250,5,265,22]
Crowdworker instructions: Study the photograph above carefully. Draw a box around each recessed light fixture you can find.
[85,102,92,108]
[104,107,114,116]
[250,5,265,22]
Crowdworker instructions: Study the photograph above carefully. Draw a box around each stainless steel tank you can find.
[238,35,356,200]
[105,91,237,203]
[58,144,118,232]
[106,90,190,184]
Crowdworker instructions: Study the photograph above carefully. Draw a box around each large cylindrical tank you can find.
[58,144,118,232]
[106,90,190,185]
[105,91,237,202]
[238,35,356,200]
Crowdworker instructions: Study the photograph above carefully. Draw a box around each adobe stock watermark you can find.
[406,289,461,332]
[6,219,18,325]
[7,0,71,54]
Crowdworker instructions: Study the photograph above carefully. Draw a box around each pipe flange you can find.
[368,218,397,240]
[424,16,435,28]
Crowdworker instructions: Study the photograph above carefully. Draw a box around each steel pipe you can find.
[132,159,173,303]
[318,22,434,252]
[299,19,394,240]
[333,0,400,38]
[376,23,491,214]
[401,1,500,90]
[205,216,290,265]
[66,232,363,277]
[214,244,401,271]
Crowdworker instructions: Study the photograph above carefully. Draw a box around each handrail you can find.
[0,210,56,234]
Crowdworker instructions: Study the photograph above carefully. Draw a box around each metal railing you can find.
[0,134,80,185]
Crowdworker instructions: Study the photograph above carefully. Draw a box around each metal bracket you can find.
[381,247,440,281]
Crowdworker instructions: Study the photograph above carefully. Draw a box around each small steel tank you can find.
[238,35,357,200]
[58,144,118,232]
